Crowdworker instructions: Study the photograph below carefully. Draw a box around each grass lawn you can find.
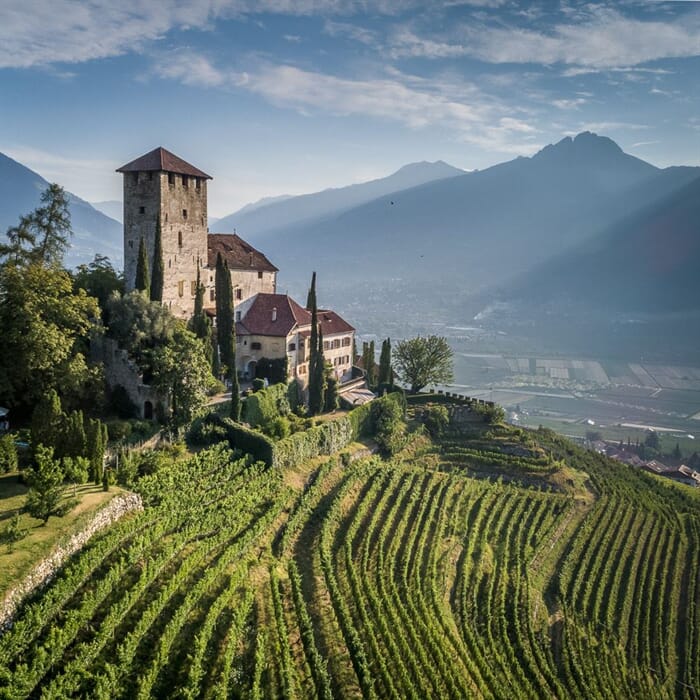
[0,473,122,599]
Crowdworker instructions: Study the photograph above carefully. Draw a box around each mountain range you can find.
[2,134,699,318]
[0,153,122,268]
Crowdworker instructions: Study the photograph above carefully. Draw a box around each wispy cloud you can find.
[153,50,541,153]
[390,7,700,70]
[0,0,424,69]
[552,98,587,110]
[323,20,378,45]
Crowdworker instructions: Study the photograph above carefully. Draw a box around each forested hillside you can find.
[1,401,697,699]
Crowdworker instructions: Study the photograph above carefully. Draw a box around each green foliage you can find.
[214,253,235,374]
[243,383,290,433]
[106,290,177,363]
[0,433,18,473]
[24,445,66,524]
[393,335,454,393]
[0,184,71,267]
[377,337,392,389]
[134,237,150,296]
[150,220,164,303]
[362,341,377,388]
[86,418,106,484]
[472,402,506,424]
[31,390,63,452]
[107,384,138,419]
[73,255,123,321]
[62,410,87,460]
[62,456,90,497]
[149,325,215,427]
[252,378,266,392]
[371,395,406,457]
[306,271,316,310]
[0,263,99,410]
[307,273,325,416]
[287,379,303,413]
[0,511,27,550]
[422,404,449,437]
[645,429,660,449]
[324,373,339,413]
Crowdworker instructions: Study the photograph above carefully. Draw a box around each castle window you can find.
[251,342,262,350]
[139,206,145,214]
[178,231,183,247]
[288,342,296,352]
[165,213,168,223]
[148,171,153,181]
[210,289,215,302]
[128,240,133,249]
[191,281,197,296]
[182,209,188,220]
[195,178,201,190]
[235,288,242,300]
[182,176,188,189]
[257,271,263,279]
[168,258,171,268]
[178,281,184,297]
[168,173,175,185]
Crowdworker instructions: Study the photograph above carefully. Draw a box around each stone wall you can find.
[0,492,143,632]
[96,337,164,419]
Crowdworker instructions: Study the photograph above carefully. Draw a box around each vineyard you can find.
[0,417,698,698]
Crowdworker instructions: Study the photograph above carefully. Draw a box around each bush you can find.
[252,378,265,392]
[267,417,291,440]
[423,405,449,437]
[105,419,132,442]
[0,433,18,473]
[372,397,406,457]
[1,512,27,550]
[243,383,291,433]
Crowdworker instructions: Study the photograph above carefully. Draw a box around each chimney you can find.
[272,307,277,322]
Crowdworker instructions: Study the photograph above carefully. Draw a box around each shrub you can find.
[423,405,449,437]
[252,378,265,392]
[108,384,139,419]
[0,433,18,473]
[372,397,406,457]
[105,419,132,442]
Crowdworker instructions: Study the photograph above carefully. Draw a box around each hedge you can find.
[203,394,401,469]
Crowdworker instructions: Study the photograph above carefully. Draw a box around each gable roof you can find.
[239,293,309,337]
[239,293,355,338]
[208,233,278,272]
[116,147,212,179]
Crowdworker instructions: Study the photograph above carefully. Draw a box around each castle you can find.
[117,147,356,388]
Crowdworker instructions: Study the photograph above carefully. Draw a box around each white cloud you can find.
[0,0,426,69]
[552,98,587,110]
[323,20,378,45]
[391,7,700,69]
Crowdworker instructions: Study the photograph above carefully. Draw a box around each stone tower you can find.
[117,147,212,319]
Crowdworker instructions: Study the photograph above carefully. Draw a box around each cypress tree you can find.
[230,288,241,421]
[87,418,106,484]
[31,390,63,452]
[306,270,316,310]
[378,337,392,387]
[307,272,325,415]
[64,411,87,460]
[215,253,234,375]
[367,340,377,388]
[190,268,214,368]
[150,219,164,302]
[135,236,150,296]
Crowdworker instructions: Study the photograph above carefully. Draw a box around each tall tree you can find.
[150,219,164,302]
[24,446,66,524]
[189,268,214,368]
[378,338,392,388]
[135,237,150,296]
[393,336,454,394]
[307,272,324,415]
[73,255,123,322]
[215,253,235,374]
[0,184,72,267]
[31,390,63,451]
[306,270,316,310]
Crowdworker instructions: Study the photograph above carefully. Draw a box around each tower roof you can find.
[116,147,212,179]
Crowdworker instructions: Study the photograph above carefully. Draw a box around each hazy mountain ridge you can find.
[507,172,700,312]
[0,152,122,268]
[213,160,464,235]
[90,200,123,223]
[242,133,690,302]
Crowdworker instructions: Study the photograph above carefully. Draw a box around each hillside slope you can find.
[0,153,122,268]
[509,173,700,311]
[1,409,696,698]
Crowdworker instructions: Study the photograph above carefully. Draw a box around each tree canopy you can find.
[393,335,454,394]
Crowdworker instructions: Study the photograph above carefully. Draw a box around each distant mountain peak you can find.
[534,131,626,162]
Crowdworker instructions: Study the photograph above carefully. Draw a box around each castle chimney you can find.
[272,307,277,322]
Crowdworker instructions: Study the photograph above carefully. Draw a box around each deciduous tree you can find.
[393,335,454,394]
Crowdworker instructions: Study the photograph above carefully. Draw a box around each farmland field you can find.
[0,421,698,699]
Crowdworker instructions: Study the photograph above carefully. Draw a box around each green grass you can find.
[0,472,122,598]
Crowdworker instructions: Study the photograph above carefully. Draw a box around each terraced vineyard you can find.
[0,419,698,699]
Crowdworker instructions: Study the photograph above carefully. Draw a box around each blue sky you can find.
[1,0,700,217]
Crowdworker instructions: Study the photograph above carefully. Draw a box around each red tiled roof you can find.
[116,147,212,179]
[238,295,355,338]
[208,233,278,272]
[239,294,309,337]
